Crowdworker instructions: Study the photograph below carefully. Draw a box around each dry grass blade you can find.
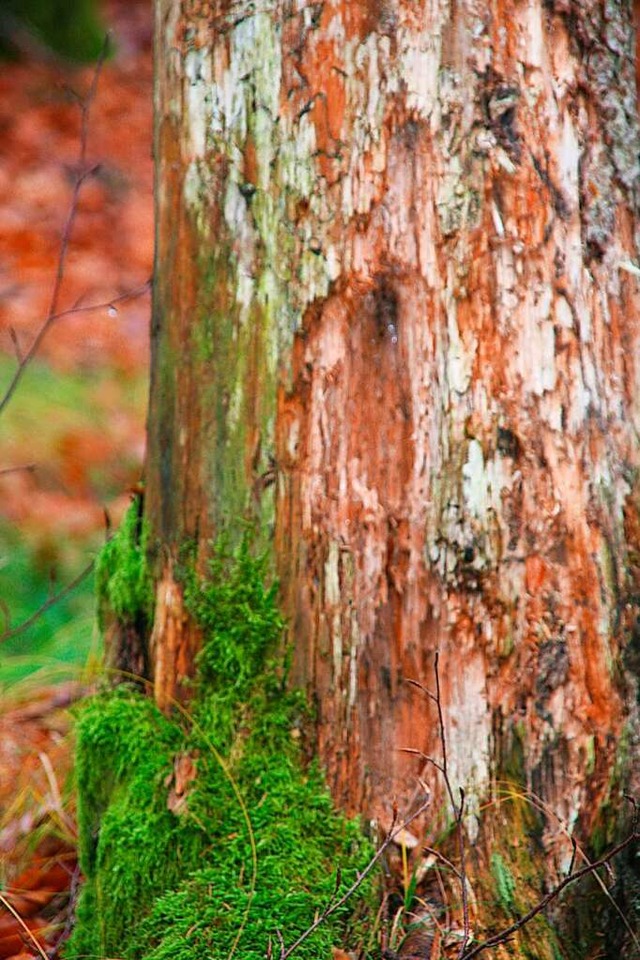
[459,827,640,959]
[0,891,50,960]
[38,751,77,839]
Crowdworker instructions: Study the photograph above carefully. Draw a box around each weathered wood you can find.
[148,0,640,857]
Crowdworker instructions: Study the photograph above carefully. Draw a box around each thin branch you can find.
[433,653,470,957]
[0,36,111,419]
[456,785,469,958]
[0,892,49,960]
[278,797,433,960]
[421,845,463,882]
[0,559,94,643]
[48,861,82,960]
[399,747,445,778]
[0,280,150,418]
[39,280,151,326]
[405,676,438,705]
[460,829,640,959]
[9,326,22,362]
[407,652,471,956]
[0,463,36,476]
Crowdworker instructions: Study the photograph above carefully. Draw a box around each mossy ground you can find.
[67,535,374,960]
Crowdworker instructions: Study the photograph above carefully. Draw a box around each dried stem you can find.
[0,36,152,419]
[407,657,639,958]
[0,559,94,644]
[460,828,640,959]
[0,463,36,476]
[277,797,433,960]
[406,652,471,955]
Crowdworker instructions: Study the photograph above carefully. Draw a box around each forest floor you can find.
[0,1,153,955]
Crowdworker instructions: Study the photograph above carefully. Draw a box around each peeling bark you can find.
[148,0,640,864]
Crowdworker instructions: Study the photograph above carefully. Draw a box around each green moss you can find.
[95,497,153,629]
[67,538,374,960]
[475,789,565,960]
[491,852,517,913]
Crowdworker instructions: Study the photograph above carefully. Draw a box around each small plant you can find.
[490,853,517,914]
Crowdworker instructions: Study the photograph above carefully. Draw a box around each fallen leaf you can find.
[391,827,420,850]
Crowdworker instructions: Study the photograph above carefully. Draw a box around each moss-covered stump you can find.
[67,539,374,960]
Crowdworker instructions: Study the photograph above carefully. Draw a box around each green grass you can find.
[0,354,147,687]
[0,522,98,689]
[0,354,146,504]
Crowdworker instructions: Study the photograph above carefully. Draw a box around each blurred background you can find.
[0,0,153,691]
[0,11,153,947]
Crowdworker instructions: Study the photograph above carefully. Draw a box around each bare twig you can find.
[0,34,126,419]
[459,828,640,959]
[48,861,82,960]
[406,652,471,956]
[407,663,638,958]
[0,559,94,643]
[28,280,150,328]
[0,463,36,476]
[421,845,463,881]
[277,797,433,960]
[9,326,22,362]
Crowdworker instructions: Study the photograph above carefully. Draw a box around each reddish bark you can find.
[149,0,640,863]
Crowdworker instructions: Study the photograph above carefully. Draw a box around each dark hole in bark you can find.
[497,426,521,459]
[371,275,399,342]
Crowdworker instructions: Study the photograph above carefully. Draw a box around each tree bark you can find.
[147,0,640,857]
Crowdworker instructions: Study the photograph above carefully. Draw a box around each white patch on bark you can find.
[445,654,491,843]
[398,24,441,119]
[558,113,580,197]
[325,540,343,682]
[516,285,556,396]
[445,291,475,395]
[462,440,488,520]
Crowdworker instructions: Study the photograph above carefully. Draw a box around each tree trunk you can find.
[147,0,640,861]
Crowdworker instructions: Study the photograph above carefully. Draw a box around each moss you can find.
[472,786,566,960]
[67,538,374,960]
[491,852,517,913]
[475,722,640,959]
[95,497,154,630]
[472,724,567,959]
